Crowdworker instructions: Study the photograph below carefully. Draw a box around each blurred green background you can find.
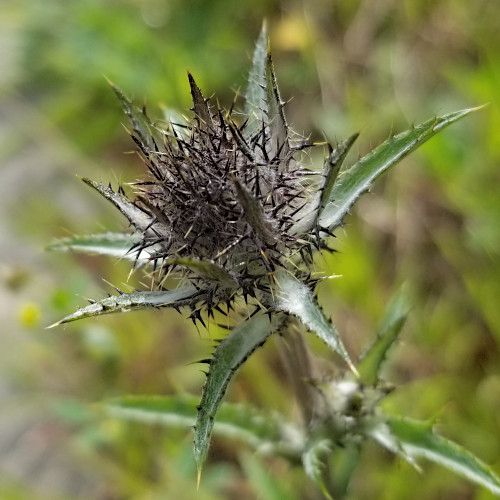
[1,0,499,498]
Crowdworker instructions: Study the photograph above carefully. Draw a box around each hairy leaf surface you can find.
[274,269,357,374]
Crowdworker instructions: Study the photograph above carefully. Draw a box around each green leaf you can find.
[274,269,357,375]
[374,416,500,496]
[302,439,334,500]
[166,257,239,290]
[318,108,480,231]
[102,394,301,458]
[103,394,197,427]
[244,21,268,137]
[194,314,273,478]
[82,178,154,232]
[319,133,359,211]
[109,81,164,152]
[265,50,290,169]
[47,232,144,260]
[188,72,214,130]
[357,286,411,386]
[232,176,277,246]
[330,445,361,498]
[48,286,198,327]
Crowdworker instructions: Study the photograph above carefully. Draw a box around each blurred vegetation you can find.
[1,0,499,498]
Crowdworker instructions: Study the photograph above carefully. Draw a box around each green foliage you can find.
[274,268,356,373]
[358,286,411,386]
[43,19,499,500]
[49,286,197,326]
[47,233,140,260]
[374,416,500,496]
[194,315,273,476]
[318,107,482,231]
[102,394,300,457]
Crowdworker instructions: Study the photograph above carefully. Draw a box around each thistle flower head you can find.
[92,46,327,316]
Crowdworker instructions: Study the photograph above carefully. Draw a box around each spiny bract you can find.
[86,32,346,319]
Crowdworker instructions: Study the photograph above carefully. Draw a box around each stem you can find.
[276,318,360,499]
[275,317,320,425]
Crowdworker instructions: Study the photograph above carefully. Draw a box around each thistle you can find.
[49,25,500,498]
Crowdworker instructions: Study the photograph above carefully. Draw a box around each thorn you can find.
[348,361,360,378]
[197,359,212,365]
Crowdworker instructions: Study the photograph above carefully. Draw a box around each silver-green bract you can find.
[49,23,498,498]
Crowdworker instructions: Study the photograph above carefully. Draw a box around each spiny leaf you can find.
[188,72,214,130]
[318,107,481,231]
[273,269,357,375]
[232,176,277,246]
[370,420,420,470]
[380,416,500,497]
[194,314,273,478]
[319,133,359,211]
[47,232,145,261]
[82,178,153,232]
[102,394,301,458]
[48,286,198,327]
[104,394,198,427]
[265,50,290,168]
[357,286,411,386]
[109,81,164,151]
[166,257,239,289]
[302,439,334,500]
[244,21,268,137]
